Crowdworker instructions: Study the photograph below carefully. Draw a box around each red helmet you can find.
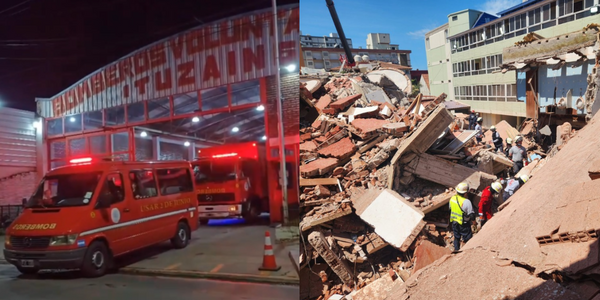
[472,110,475,113]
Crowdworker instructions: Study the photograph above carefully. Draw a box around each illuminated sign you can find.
[12,223,57,230]
[141,198,192,213]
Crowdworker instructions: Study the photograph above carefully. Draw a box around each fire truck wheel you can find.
[16,266,39,275]
[243,200,260,223]
[81,241,110,278]
[171,221,190,249]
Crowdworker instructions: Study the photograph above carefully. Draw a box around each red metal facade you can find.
[36,5,299,118]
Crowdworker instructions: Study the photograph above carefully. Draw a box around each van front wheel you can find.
[171,221,190,249]
[81,241,110,278]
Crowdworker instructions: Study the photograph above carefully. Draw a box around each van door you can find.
[94,172,138,255]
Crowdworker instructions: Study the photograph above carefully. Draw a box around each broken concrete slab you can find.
[412,240,452,274]
[308,230,355,286]
[352,188,425,252]
[403,153,492,190]
[300,141,318,152]
[389,105,454,188]
[351,273,397,300]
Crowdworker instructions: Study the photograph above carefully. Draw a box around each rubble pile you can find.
[299,69,578,300]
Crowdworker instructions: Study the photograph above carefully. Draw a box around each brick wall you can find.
[0,172,37,205]
[266,73,299,140]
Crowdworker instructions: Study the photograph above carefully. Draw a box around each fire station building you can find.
[34,4,300,224]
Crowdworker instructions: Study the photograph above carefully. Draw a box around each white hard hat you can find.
[506,137,512,144]
[477,117,483,122]
[491,182,503,193]
[520,174,529,183]
[490,126,496,131]
[515,136,523,143]
[456,182,469,194]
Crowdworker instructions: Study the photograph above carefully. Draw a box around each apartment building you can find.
[366,33,400,50]
[301,47,411,71]
[300,32,353,48]
[425,0,599,127]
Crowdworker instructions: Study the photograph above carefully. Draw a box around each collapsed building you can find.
[299,24,600,300]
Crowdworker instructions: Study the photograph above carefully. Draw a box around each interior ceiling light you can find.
[69,117,76,122]
[140,131,148,137]
[285,64,297,72]
[184,141,191,147]
[231,127,239,133]
[256,105,265,111]
[261,135,267,141]
[192,116,200,122]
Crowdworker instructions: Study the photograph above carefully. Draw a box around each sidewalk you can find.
[117,225,299,285]
[0,227,299,285]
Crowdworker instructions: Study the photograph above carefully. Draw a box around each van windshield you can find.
[26,172,103,208]
[193,161,237,184]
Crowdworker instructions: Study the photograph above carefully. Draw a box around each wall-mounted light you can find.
[591,6,599,14]
[184,141,190,147]
[140,131,148,137]
[285,64,297,72]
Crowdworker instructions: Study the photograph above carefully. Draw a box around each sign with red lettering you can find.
[45,5,299,117]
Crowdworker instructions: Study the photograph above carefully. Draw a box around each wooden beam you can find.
[300,178,339,187]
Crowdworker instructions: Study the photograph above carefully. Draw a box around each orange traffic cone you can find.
[259,231,281,271]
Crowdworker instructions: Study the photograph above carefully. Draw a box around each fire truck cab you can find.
[192,142,268,224]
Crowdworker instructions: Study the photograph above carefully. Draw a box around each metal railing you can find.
[0,205,23,229]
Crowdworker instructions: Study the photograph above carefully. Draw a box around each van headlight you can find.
[49,234,78,246]
[4,235,10,246]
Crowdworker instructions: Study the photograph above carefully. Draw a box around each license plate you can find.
[20,260,34,268]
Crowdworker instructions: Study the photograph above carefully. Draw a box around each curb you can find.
[0,259,8,265]
[119,267,300,286]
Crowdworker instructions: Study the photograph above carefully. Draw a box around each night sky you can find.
[0,0,298,112]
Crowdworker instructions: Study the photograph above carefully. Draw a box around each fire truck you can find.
[191,142,269,224]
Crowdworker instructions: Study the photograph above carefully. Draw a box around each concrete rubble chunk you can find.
[308,231,355,286]
[300,158,339,178]
[352,188,425,252]
[315,94,332,111]
[351,118,389,138]
[412,240,452,274]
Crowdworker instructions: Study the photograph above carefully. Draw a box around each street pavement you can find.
[1,220,299,285]
[0,264,298,300]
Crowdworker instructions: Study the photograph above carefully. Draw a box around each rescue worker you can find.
[450,182,476,252]
[475,117,483,144]
[468,110,477,130]
[490,126,503,152]
[504,137,513,157]
[478,181,503,228]
[503,174,529,202]
[509,136,527,174]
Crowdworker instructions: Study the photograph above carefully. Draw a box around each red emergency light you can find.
[70,157,92,164]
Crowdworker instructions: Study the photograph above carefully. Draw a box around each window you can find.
[26,172,103,208]
[573,0,584,11]
[231,80,260,106]
[65,114,82,133]
[559,0,573,16]
[47,118,64,136]
[156,168,194,195]
[193,161,237,184]
[129,170,158,199]
[97,173,125,205]
[173,91,199,115]
[452,16,458,21]
[425,38,430,49]
[127,102,146,123]
[84,111,103,131]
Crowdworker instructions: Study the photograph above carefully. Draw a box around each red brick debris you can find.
[298,63,582,299]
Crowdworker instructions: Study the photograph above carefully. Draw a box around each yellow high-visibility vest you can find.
[450,195,467,225]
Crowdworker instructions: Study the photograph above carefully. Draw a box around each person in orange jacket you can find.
[478,181,503,227]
